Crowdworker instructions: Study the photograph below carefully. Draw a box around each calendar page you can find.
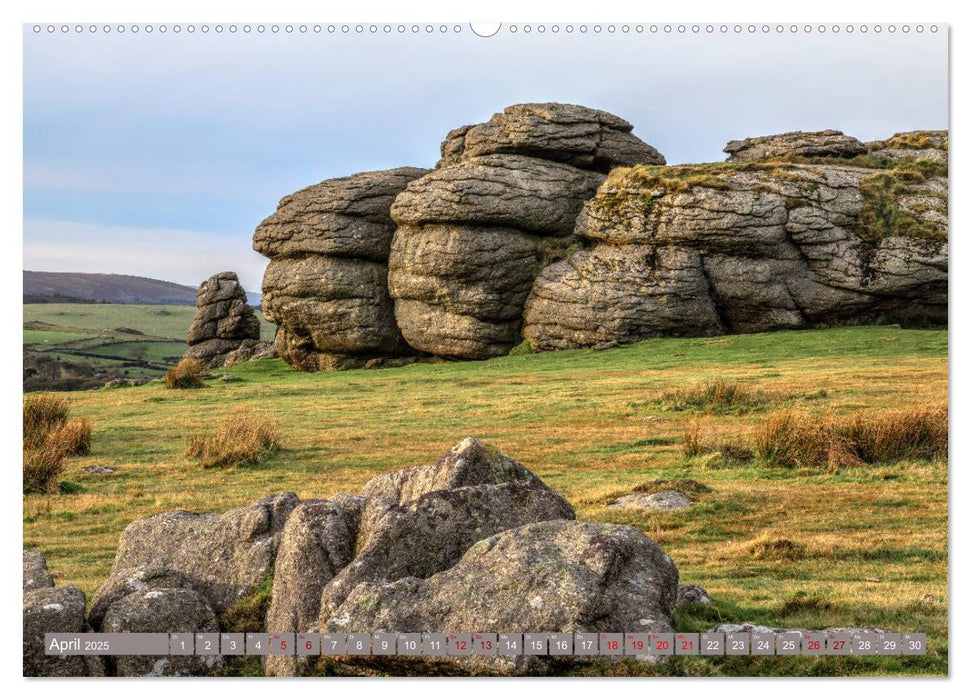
[20,15,949,682]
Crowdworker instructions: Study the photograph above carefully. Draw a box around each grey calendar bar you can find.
[42,631,928,656]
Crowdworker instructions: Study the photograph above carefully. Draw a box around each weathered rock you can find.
[23,585,91,677]
[23,550,54,592]
[524,245,724,350]
[322,521,679,660]
[221,339,277,366]
[264,498,362,677]
[254,167,430,261]
[676,584,712,606]
[608,489,693,511]
[262,256,409,365]
[101,588,220,677]
[724,130,867,162]
[438,103,665,171]
[319,480,575,619]
[255,168,428,370]
[867,130,948,164]
[524,160,948,350]
[184,272,262,368]
[106,493,298,614]
[88,564,195,630]
[360,437,548,506]
[388,158,602,359]
[392,155,604,235]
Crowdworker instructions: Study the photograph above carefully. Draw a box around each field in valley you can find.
[22,303,276,387]
[22,325,948,676]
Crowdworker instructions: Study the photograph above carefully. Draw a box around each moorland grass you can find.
[21,325,949,676]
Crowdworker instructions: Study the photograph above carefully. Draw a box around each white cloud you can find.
[23,219,268,294]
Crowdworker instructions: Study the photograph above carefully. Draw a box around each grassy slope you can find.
[22,326,948,676]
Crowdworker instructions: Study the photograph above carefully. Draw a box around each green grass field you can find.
[22,325,948,676]
[23,303,276,381]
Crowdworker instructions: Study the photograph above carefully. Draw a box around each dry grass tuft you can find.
[49,418,92,456]
[661,379,773,414]
[165,358,206,389]
[842,405,947,463]
[681,418,707,458]
[23,395,93,493]
[23,393,70,450]
[185,407,281,469]
[755,404,947,468]
[746,535,808,561]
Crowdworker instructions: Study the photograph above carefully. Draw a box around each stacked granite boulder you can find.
[387,103,665,359]
[184,272,266,368]
[254,167,429,370]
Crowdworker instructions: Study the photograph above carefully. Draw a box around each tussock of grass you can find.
[48,418,92,456]
[24,393,70,450]
[855,171,946,242]
[165,358,206,389]
[23,394,93,493]
[746,535,808,561]
[754,405,947,468]
[681,419,707,458]
[660,380,774,415]
[185,408,281,469]
[842,405,948,464]
[23,442,67,495]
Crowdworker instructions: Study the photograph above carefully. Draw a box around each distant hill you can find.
[23,271,261,306]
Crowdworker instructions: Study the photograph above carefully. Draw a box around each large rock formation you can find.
[184,272,264,368]
[523,156,947,349]
[255,167,429,370]
[387,104,664,359]
[253,107,945,370]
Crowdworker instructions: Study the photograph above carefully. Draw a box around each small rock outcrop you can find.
[96,492,298,615]
[676,584,713,606]
[723,130,867,162]
[184,272,262,368]
[23,549,54,592]
[255,167,429,370]
[388,104,664,359]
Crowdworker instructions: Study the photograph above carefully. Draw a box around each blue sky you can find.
[23,25,948,294]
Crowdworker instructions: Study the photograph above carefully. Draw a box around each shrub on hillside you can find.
[165,358,206,389]
[185,407,280,469]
